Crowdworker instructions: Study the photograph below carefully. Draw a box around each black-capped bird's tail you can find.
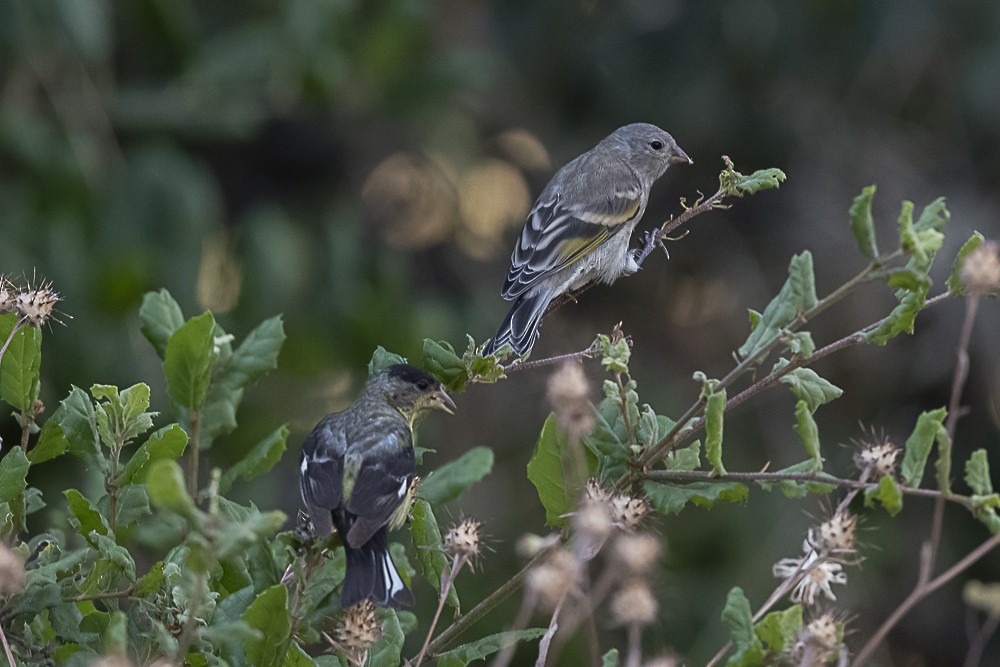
[341,528,413,609]
[484,289,554,358]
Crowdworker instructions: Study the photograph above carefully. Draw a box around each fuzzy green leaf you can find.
[901,407,947,488]
[146,459,198,520]
[757,460,835,498]
[527,414,572,527]
[755,605,803,654]
[705,389,727,476]
[436,629,548,667]
[775,362,844,412]
[601,649,620,667]
[644,480,748,515]
[0,314,42,413]
[164,311,216,411]
[966,450,994,496]
[739,252,817,359]
[793,400,821,462]
[864,275,930,346]
[420,446,494,505]
[848,185,879,261]
[666,440,701,472]
[0,447,29,505]
[28,420,69,464]
[65,489,110,544]
[410,499,459,609]
[947,232,986,296]
[120,424,189,486]
[368,609,405,667]
[732,167,787,195]
[864,475,903,516]
[368,347,407,376]
[722,587,765,666]
[139,289,186,359]
[219,424,289,494]
[423,338,468,392]
[242,584,291,667]
[217,315,285,390]
[53,386,102,467]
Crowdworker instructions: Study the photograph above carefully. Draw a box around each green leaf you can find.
[775,362,844,412]
[65,489,110,544]
[51,386,101,467]
[420,446,494,505]
[935,427,954,496]
[139,289,187,359]
[947,232,986,296]
[755,605,803,654]
[368,347,407,376]
[738,252,817,359]
[368,609,405,667]
[164,311,216,411]
[120,424,189,486]
[601,648,620,667]
[92,383,156,449]
[146,459,198,520]
[243,584,291,667]
[757,460,835,498]
[898,199,947,271]
[721,587,764,666]
[732,167,787,195]
[965,450,994,496]
[864,475,903,516]
[784,331,815,358]
[915,197,950,231]
[864,275,930,346]
[705,389,727,476]
[848,185,879,261]
[462,336,508,386]
[793,400,821,462]
[598,334,632,373]
[666,440,701,472]
[410,499,459,609]
[29,420,69,464]
[901,407,947,488]
[104,611,128,656]
[219,424,289,494]
[436,629,548,667]
[0,314,42,413]
[423,339,468,392]
[0,447,29,505]
[527,415,571,526]
[136,561,166,596]
[644,480,748,515]
[217,315,285,389]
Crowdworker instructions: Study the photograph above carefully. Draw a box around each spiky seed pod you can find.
[960,241,1000,295]
[610,493,651,531]
[853,439,901,480]
[444,517,482,562]
[610,580,658,627]
[16,286,59,326]
[807,511,858,556]
[336,600,381,652]
[526,548,580,609]
[611,532,663,576]
[547,361,594,437]
[0,543,25,594]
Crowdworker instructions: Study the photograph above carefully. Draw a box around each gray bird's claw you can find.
[633,230,669,267]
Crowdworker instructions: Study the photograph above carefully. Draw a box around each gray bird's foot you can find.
[633,229,669,267]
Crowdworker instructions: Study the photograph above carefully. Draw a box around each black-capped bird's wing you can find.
[502,174,644,300]
[299,414,347,535]
[344,425,415,548]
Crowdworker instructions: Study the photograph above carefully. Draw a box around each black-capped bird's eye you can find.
[649,140,664,150]
[417,379,430,390]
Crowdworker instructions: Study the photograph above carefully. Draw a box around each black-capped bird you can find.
[299,364,456,608]
[484,123,691,357]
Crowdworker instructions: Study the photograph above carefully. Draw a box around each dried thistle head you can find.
[610,493,651,531]
[571,497,613,560]
[0,277,15,314]
[609,580,658,627]
[516,532,560,559]
[0,543,25,595]
[584,478,613,505]
[807,511,858,556]
[789,610,842,666]
[16,283,60,327]
[444,517,482,565]
[526,548,580,610]
[852,429,900,480]
[960,241,1000,296]
[331,600,381,663]
[611,532,663,576]
[547,361,594,437]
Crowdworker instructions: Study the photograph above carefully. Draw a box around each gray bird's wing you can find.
[344,425,415,548]
[502,157,644,300]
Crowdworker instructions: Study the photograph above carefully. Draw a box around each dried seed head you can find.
[572,499,613,560]
[444,517,482,562]
[0,277,15,314]
[516,533,560,559]
[790,611,841,665]
[547,361,594,437]
[526,548,580,609]
[960,241,1000,295]
[584,478,613,505]
[16,286,59,327]
[610,580,658,627]
[0,543,25,595]
[807,511,858,556]
[611,532,663,575]
[964,580,1000,618]
[336,600,381,652]
[773,543,849,607]
[853,438,901,480]
[610,493,651,531]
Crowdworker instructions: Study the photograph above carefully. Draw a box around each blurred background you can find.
[2,0,1000,664]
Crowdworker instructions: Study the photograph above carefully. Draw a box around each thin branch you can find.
[415,556,467,667]
[504,345,598,374]
[0,621,16,667]
[69,586,136,602]
[851,531,1000,667]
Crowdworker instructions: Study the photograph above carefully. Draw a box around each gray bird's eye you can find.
[649,140,664,150]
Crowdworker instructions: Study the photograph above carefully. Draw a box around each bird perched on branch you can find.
[299,364,456,608]
[484,123,691,357]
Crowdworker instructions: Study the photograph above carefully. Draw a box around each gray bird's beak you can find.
[436,388,457,415]
[669,145,693,165]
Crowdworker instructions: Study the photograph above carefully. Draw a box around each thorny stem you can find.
[415,556,467,667]
[851,531,1000,667]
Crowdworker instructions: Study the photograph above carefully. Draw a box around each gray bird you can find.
[484,123,691,357]
[299,364,456,608]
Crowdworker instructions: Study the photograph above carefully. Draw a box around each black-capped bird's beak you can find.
[669,145,693,166]
[436,387,457,415]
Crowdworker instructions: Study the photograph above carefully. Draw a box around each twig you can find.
[851,531,1000,667]
[504,345,598,374]
[0,621,17,667]
[415,556,466,667]
[535,592,568,667]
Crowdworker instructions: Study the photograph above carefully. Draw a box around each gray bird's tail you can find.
[341,527,413,609]
[484,289,553,358]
